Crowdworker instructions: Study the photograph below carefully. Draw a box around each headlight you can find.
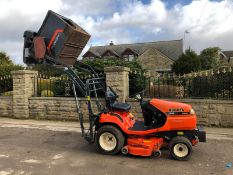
[190,108,195,115]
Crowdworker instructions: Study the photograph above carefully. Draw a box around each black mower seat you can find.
[110,103,131,112]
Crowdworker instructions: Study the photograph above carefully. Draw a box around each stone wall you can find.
[0,68,233,127]
[29,97,105,121]
[126,98,233,127]
[0,94,233,127]
[0,97,13,117]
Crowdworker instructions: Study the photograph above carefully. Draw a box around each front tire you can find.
[96,125,125,155]
[169,136,192,161]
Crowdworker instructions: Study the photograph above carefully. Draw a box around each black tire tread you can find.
[168,136,192,161]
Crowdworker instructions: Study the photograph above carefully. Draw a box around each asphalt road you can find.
[0,124,233,175]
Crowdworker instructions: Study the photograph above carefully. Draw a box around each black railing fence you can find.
[0,75,13,96]
[33,73,106,97]
[2,67,233,100]
[129,67,233,100]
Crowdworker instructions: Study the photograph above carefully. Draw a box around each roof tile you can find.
[85,39,183,61]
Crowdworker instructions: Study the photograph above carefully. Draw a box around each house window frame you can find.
[128,54,134,61]
[123,54,134,62]
[229,57,233,63]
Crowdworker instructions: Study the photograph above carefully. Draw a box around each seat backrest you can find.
[105,89,117,109]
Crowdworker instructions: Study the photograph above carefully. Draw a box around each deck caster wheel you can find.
[169,136,192,161]
[121,146,128,155]
[153,150,161,158]
[96,125,125,155]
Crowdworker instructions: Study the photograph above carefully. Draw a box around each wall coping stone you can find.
[30,97,106,101]
[0,96,13,99]
[104,66,130,72]
[30,97,233,104]
[11,70,38,75]
[126,98,233,104]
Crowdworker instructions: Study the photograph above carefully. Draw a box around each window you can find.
[123,55,128,61]
[230,57,233,63]
[129,55,134,61]
[123,54,134,61]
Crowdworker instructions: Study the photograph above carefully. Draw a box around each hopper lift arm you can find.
[23,10,105,143]
[24,33,105,143]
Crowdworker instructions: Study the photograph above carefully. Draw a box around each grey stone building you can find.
[83,39,183,74]
[220,50,233,63]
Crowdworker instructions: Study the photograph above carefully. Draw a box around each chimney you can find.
[109,41,114,46]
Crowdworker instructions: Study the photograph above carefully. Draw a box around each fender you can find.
[99,112,134,133]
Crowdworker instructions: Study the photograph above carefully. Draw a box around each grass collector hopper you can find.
[23,10,90,66]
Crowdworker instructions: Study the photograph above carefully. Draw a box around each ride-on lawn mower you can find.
[23,10,206,161]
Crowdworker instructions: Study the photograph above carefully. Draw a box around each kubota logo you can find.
[168,108,184,112]
[52,32,62,48]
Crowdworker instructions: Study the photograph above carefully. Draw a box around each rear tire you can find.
[169,136,192,161]
[96,125,125,155]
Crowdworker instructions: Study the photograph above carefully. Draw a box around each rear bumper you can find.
[196,126,206,142]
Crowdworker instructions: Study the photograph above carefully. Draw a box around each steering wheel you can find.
[129,90,146,103]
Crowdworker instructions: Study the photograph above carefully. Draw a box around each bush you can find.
[129,73,145,95]
[31,64,63,77]
[82,58,144,73]
[172,48,201,75]
[199,47,220,70]
[38,79,55,92]
[0,64,23,77]
[0,51,23,76]
[2,91,13,96]
[0,77,13,95]
[41,90,54,97]
[83,58,146,95]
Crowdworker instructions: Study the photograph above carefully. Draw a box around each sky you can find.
[0,0,232,64]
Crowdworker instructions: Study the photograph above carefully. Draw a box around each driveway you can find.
[0,118,233,175]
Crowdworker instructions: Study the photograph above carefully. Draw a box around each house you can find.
[83,39,183,74]
[220,50,233,63]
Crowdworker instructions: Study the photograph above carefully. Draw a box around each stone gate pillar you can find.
[11,70,38,118]
[104,66,130,103]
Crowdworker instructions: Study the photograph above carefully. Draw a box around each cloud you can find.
[68,0,167,45]
[0,0,62,17]
[170,0,233,51]
[0,0,62,64]
[0,0,233,64]
[0,41,23,64]
[60,0,126,16]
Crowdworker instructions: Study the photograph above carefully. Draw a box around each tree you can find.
[82,58,146,95]
[82,58,144,72]
[0,51,13,65]
[172,48,201,75]
[199,47,220,70]
[0,51,23,77]
[31,64,63,77]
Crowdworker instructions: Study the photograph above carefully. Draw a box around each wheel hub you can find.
[99,132,117,151]
[173,143,189,158]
